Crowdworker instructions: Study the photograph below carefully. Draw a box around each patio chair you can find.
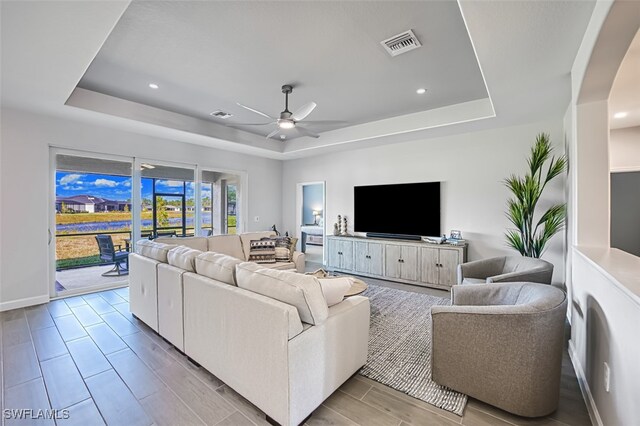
[95,234,130,277]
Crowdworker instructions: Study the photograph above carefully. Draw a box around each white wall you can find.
[570,249,640,425]
[609,126,640,171]
[0,108,282,310]
[566,1,640,424]
[282,118,566,283]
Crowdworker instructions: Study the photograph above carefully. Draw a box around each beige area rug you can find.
[360,284,468,416]
[56,265,128,292]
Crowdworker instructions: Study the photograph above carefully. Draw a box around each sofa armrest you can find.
[488,268,553,284]
[292,251,305,273]
[458,257,506,283]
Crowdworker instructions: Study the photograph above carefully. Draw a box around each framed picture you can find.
[450,230,462,240]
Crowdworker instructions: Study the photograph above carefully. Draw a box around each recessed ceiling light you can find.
[148,83,159,89]
[280,135,286,140]
[416,88,426,95]
[614,112,628,119]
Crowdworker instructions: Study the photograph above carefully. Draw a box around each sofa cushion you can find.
[167,246,202,272]
[247,238,277,264]
[195,252,243,285]
[240,232,275,260]
[155,236,208,252]
[236,262,329,325]
[207,235,245,259]
[135,240,177,263]
[318,277,352,307]
[259,262,296,271]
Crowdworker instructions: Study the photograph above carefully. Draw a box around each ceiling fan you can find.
[232,85,341,140]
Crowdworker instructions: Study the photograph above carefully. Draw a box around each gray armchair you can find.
[457,255,553,285]
[431,282,567,417]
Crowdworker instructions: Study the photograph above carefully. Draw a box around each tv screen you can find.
[354,182,440,237]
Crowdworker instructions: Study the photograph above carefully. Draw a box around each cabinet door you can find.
[400,246,418,281]
[439,249,460,287]
[385,245,401,279]
[420,247,439,284]
[368,242,384,276]
[340,240,354,271]
[326,239,341,269]
[354,241,369,273]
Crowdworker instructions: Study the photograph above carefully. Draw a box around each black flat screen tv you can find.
[354,182,440,239]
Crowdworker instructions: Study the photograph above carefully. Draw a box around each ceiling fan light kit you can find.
[234,84,324,140]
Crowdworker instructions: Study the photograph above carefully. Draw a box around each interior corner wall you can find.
[0,107,283,310]
[576,100,610,248]
[609,126,640,171]
[282,118,566,283]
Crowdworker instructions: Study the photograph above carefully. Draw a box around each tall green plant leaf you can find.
[504,133,567,258]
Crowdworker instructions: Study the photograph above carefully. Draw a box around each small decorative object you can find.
[271,224,280,236]
[341,216,348,235]
[450,230,462,240]
[333,222,340,236]
[337,215,342,234]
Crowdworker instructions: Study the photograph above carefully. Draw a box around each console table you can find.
[326,235,467,290]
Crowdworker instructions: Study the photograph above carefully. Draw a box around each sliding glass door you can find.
[139,162,195,239]
[52,152,133,296]
[51,150,244,297]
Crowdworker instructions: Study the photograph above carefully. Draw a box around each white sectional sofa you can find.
[128,234,370,426]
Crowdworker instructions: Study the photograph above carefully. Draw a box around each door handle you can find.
[48,229,52,246]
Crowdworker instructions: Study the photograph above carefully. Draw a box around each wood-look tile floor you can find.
[0,286,592,426]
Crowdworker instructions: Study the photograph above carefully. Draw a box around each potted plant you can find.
[504,133,567,258]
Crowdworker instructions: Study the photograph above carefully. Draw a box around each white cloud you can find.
[158,180,184,187]
[59,174,84,185]
[94,179,117,188]
[122,180,131,187]
[157,180,185,187]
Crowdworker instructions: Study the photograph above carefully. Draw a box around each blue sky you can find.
[56,172,205,201]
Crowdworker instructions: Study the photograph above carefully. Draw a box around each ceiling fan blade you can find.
[293,126,320,138]
[228,122,274,126]
[237,102,275,120]
[266,128,282,139]
[297,120,346,125]
[291,101,317,121]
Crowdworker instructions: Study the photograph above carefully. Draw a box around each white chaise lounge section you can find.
[183,262,370,426]
[157,246,202,350]
[129,241,177,331]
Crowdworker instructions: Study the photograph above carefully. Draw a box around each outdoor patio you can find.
[56,264,128,294]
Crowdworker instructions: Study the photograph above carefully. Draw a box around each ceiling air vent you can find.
[209,110,233,119]
[381,30,421,57]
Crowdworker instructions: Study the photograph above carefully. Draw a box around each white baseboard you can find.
[0,294,50,312]
[568,339,603,426]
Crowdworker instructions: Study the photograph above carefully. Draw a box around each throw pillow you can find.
[271,236,298,261]
[247,238,276,264]
[318,277,352,306]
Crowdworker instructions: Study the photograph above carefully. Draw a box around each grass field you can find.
[56,211,184,225]
[56,214,237,268]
